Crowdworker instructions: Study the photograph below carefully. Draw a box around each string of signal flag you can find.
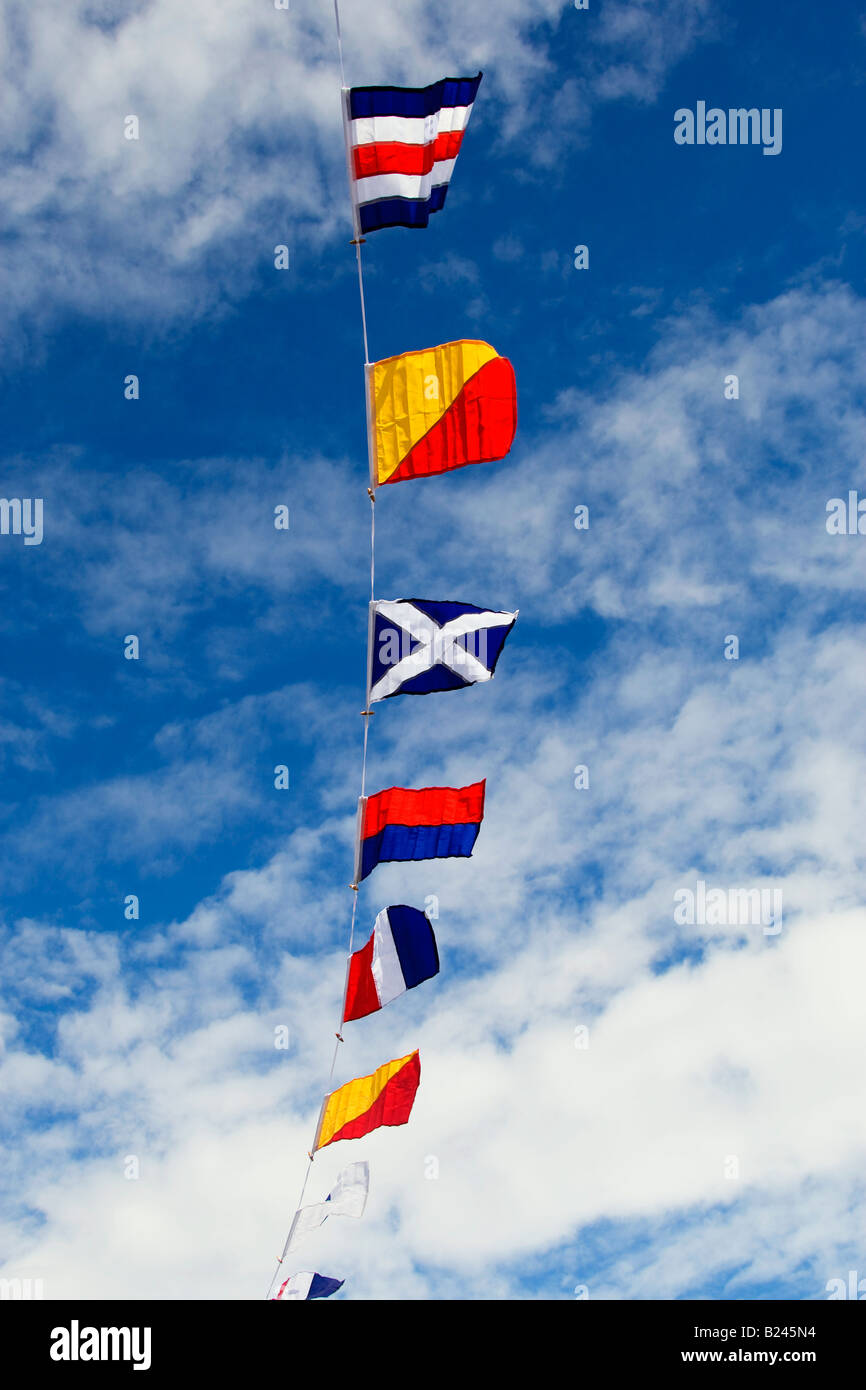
[266,6,518,1302]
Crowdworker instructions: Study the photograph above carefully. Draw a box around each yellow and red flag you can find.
[313,1050,421,1151]
[367,339,517,488]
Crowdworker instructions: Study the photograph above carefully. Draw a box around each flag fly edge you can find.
[365,599,375,706]
[353,796,367,885]
[311,1092,328,1156]
[340,85,362,241]
[365,362,377,487]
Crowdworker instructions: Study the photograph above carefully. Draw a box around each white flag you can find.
[286,1161,370,1252]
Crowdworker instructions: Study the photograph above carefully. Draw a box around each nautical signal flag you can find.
[314,1050,421,1152]
[355,781,486,882]
[345,73,482,234]
[367,339,517,488]
[271,1271,344,1301]
[343,906,439,1023]
[368,599,518,702]
[285,1162,370,1252]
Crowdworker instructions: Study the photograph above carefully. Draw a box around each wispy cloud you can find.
[0,0,718,347]
[2,279,866,1298]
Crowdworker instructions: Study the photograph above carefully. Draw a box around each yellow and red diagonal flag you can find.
[314,1051,421,1151]
[367,339,517,488]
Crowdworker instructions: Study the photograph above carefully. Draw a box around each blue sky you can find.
[1,0,865,1300]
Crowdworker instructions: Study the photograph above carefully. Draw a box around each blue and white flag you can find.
[367,599,517,703]
[285,1161,370,1252]
[271,1271,344,1301]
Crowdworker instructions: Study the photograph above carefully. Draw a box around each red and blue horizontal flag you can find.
[354,781,485,882]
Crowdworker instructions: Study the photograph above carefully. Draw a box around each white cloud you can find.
[5,283,863,678]
[0,0,717,345]
[3,276,866,1300]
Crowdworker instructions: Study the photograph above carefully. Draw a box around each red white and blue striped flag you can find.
[344,73,483,234]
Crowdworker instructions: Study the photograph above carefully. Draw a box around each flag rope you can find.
[264,0,377,1300]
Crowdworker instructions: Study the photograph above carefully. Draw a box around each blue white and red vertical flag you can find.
[271,1271,344,1301]
[343,906,439,1021]
[344,73,483,234]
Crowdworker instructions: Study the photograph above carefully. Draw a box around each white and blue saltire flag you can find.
[367,599,517,703]
[271,1271,344,1301]
[285,1161,370,1253]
